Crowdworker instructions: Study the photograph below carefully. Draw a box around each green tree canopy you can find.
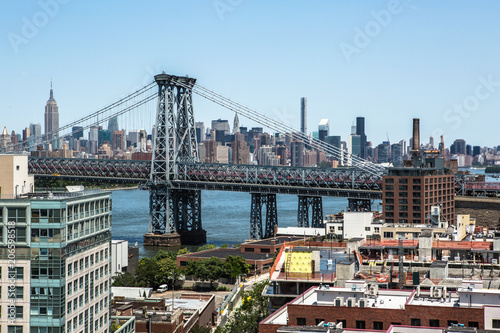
[223,256,250,279]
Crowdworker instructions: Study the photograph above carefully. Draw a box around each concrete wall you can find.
[111,240,129,276]
[0,154,35,199]
[343,212,373,239]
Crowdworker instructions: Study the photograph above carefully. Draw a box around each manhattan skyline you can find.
[1,1,499,147]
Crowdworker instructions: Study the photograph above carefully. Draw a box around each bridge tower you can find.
[249,193,278,240]
[297,196,324,228]
[145,73,206,246]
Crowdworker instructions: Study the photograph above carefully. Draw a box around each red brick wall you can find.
[285,303,484,330]
[258,323,283,333]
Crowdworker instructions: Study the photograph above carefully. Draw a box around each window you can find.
[429,319,440,327]
[8,267,23,279]
[374,227,380,233]
[373,321,383,330]
[15,306,23,319]
[391,322,401,326]
[383,232,393,238]
[356,321,366,329]
[244,247,254,252]
[365,227,370,231]
[492,319,500,329]
[7,326,23,333]
[447,320,458,326]
[67,263,72,276]
[337,320,346,328]
[9,286,23,299]
[68,282,72,295]
[296,318,306,325]
[468,321,479,328]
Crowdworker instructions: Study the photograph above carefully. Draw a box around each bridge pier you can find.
[297,196,324,228]
[347,198,371,212]
[249,193,278,240]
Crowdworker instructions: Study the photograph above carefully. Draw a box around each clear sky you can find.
[1,0,499,148]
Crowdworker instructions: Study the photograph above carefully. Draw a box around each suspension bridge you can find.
[7,73,500,245]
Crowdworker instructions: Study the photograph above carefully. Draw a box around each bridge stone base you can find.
[143,233,181,247]
[455,196,500,228]
[143,230,206,246]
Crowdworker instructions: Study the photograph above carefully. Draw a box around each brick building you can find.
[260,280,500,332]
[382,158,455,226]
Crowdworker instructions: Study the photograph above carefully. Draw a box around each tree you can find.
[135,258,160,288]
[223,256,250,279]
[156,256,177,285]
[318,160,331,168]
[177,247,191,256]
[217,280,269,333]
[112,272,136,287]
[197,244,217,252]
[195,257,224,287]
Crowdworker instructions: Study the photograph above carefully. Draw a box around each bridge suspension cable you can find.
[3,82,157,153]
[171,78,385,177]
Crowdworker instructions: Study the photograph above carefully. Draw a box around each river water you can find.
[110,189,378,258]
[110,168,494,258]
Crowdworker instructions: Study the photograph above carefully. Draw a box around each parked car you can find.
[157,284,168,292]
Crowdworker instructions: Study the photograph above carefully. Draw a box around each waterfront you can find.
[110,188,379,258]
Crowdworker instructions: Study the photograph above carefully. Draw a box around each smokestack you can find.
[411,118,420,157]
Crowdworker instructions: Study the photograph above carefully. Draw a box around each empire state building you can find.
[44,83,59,145]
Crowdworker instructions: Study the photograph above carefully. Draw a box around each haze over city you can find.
[1,0,499,147]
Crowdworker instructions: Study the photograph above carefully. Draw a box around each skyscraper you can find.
[233,113,240,134]
[300,97,307,135]
[44,82,59,144]
[355,117,367,159]
[318,119,329,142]
[108,116,119,134]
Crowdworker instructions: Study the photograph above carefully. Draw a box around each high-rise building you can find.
[347,134,361,165]
[195,122,205,143]
[318,119,329,142]
[390,143,403,166]
[325,136,342,162]
[300,97,307,135]
[355,117,367,159]
[472,146,481,157]
[44,82,59,144]
[211,119,230,135]
[0,155,111,333]
[290,141,304,167]
[451,139,466,155]
[30,123,42,145]
[232,133,249,164]
[108,116,119,134]
[112,130,125,151]
[377,142,390,163]
[382,160,454,225]
[233,113,240,134]
[72,126,84,140]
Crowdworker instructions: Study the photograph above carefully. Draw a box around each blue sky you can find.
[1,0,499,148]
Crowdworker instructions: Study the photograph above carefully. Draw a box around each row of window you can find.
[67,249,108,276]
[296,318,479,329]
[67,309,108,333]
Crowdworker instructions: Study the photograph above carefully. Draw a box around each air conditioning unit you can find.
[368,284,378,297]
[442,256,449,261]
[454,256,461,262]
[358,298,368,307]
[432,286,443,298]
[335,297,344,307]
[346,297,357,307]
[492,259,498,265]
